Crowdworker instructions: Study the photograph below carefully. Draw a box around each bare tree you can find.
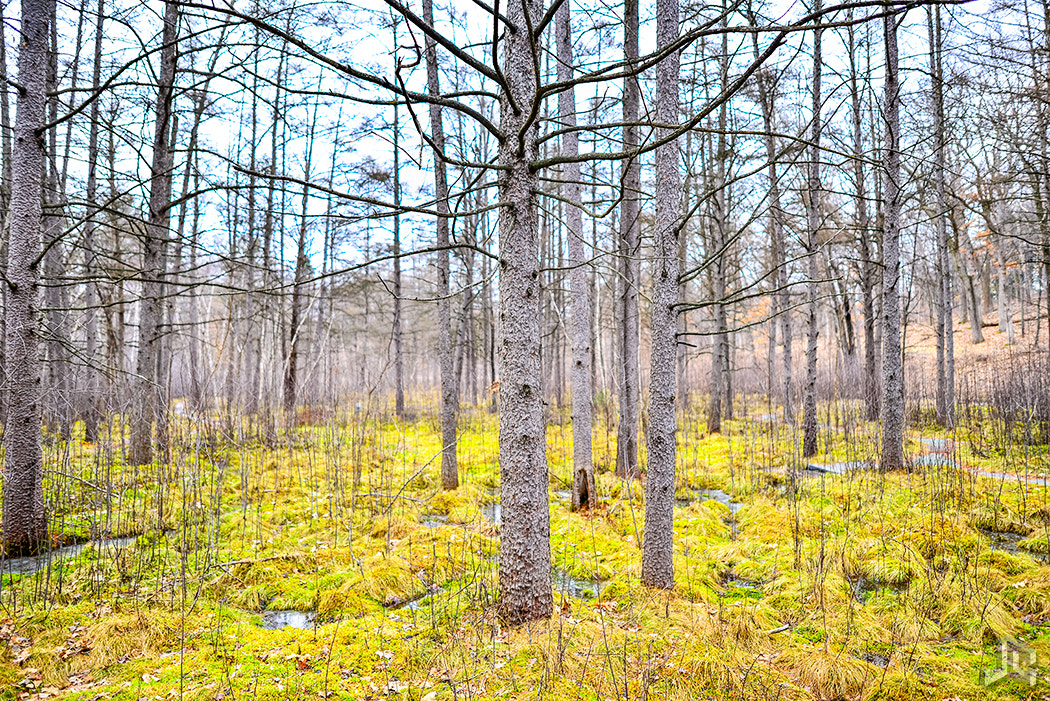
[129,0,178,466]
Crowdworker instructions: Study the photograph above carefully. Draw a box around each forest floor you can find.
[2,403,1050,701]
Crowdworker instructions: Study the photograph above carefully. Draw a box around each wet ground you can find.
[1,534,142,576]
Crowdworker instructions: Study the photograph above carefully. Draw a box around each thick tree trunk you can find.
[881,8,905,472]
[615,0,640,479]
[0,0,11,429]
[129,0,177,467]
[556,0,594,512]
[3,0,49,554]
[497,0,551,624]
[802,1,822,458]
[423,0,458,489]
[642,0,680,590]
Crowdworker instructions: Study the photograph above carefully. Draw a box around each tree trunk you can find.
[44,0,70,441]
[615,0,640,479]
[802,0,822,458]
[881,7,905,472]
[753,39,786,420]
[81,0,104,442]
[497,0,551,624]
[556,0,594,512]
[392,32,405,419]
[928,7,954,425]
[129,0,177,467]
[847,15,878,422]
[0,0,12,429]
[642,0,680,590]
[3,0,49,554]
[423,0,458,489]
[708,21,730,434]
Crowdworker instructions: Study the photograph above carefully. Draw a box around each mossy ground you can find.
[2,401,1050,700]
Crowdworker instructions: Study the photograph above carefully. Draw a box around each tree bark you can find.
[556,0,594,512]
[928,7,953,424]
[392,25,405,419]
[81,0,105,442]
[881,7,905,472]
[44,0,70,441]
[3,0,49,554]
[802,0,822,458]
[848,14,878,422]
[423,0,458,490]
[708,22,730,435]
[615,0,640,479]
[497,0,551,624]
[752,40,787,421]
[642,0,680,590]
[129,0,177,467]
[0,0,12,429]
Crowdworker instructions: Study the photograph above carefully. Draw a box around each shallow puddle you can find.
[918,437,952,453]
[804,461,870,475]
[697,489,743,515]
[480,502,501,525]
[979,528,1050,562]
[722,574,762,594]
[2,534,141,576]
[552,569,606,599]
[259,610,315,630]
[911,454,960,469]
[420,514,449,528]
[850,576,908,603]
